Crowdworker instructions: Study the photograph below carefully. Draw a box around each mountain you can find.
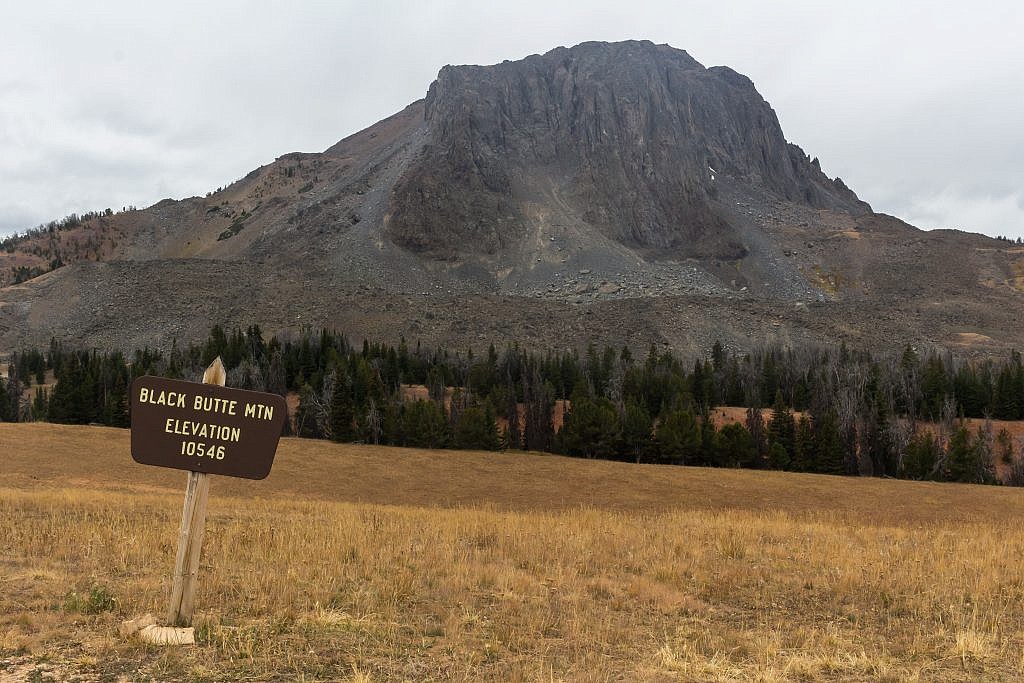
[389,41,866,261]
[1,40,1021,356]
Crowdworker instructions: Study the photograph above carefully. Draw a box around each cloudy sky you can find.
[2,1,1022,238]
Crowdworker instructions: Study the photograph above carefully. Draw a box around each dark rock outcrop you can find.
[387,40,869,260]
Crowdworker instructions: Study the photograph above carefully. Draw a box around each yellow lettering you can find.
[192,395,238,415]
[163,418,240,443]
[244,402,273,420]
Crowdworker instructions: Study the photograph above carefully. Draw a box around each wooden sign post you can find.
[166,358,222,627]
[124,357,288,639]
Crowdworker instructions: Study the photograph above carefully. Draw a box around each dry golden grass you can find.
[4,423,1024,681]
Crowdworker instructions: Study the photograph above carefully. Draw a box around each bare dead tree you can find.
[1012,437,1024,486]
[427,367,445,404]
[928,396,962,479]
[304,369,336,439]
[364,398,382,445]
[448,386,468,426]
[898,356,921,428]
[19,394,33,423]
[977,418,998,483]
[228,358,265,392]
[888,418,914,475]
[939,395,958,442]
[606,360,625,414]
[740,355,761,408]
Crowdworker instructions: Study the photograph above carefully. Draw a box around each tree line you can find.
[2,326,1023,485]
[1,208,136,286]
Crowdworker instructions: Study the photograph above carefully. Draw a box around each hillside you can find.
[1,40,1022,356]
[4,423,1024,681]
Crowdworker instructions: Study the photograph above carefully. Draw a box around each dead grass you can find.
[3,424,1024,680]
[810,265,841,295]
[950,331,996,346]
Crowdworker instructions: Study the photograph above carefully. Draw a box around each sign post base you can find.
[165,357,224,628]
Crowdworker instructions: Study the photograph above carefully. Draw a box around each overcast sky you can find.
[2,1,1023,238]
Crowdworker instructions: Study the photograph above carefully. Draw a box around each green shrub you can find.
[64,584,117,614]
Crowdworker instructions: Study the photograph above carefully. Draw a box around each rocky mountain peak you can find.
[387,40,869,261]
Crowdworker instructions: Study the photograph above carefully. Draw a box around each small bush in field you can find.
[64,584,116,614]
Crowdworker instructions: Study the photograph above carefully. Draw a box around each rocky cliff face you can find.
[387,40,868,261]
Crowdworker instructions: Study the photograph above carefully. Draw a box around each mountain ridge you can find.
[0,40,1021,356]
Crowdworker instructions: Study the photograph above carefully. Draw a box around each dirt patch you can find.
[951,332,996,346]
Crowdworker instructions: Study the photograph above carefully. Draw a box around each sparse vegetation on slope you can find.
[0,208,135,286]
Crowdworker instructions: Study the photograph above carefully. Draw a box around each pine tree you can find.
[920,354,950,420]
[745,406,767,468]
[104,375,129,428]
[760,354,779,404]
[903,431,940,480]
[654,409,701,465]
[768,441,791,470]
[620,400,653,463]
[401,400,449,449]
[32,387,47,421]
[711,340,725,373]
[559,392,619,459]
[523,373,554,452]
[699,416,722,467]
[947,426,996,485]
[381,400,404,445]
[793,416,814,472]
[945,425,977,483]
[767,390,795,465]
[813,410,845,475]
[863,397,895,477]
[724,357,745,406]
[453,405,500,450]
[691,360,712,409]
[718,423,757,468]
[330,369,356,442]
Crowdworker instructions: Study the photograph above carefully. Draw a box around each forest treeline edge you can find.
[3,326,1024,485]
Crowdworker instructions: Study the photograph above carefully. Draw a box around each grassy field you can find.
[3,424,1024,681]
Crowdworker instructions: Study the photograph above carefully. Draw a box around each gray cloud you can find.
[1,0,1022,238]
[0,205,42,235]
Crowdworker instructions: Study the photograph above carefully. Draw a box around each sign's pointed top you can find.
[202,357,227,387]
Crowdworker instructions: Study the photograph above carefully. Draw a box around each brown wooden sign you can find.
[130,375,287,480]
